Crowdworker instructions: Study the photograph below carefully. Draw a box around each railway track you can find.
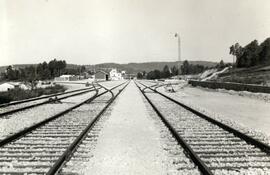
[136,81,270,175]
[0,81,129,174]
[0,85,100,117]
[0,84,97,108]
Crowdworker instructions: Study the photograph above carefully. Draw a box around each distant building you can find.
[124,73,136,79]
[0,82,30,92]
[94,71,109,81]
[54,75,78,81]
[110,68,123,80]
[0,83,15,92]
[82,72,92,79]
[36,81,54,88]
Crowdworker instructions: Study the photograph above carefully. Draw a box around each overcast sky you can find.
[0,0,270,66]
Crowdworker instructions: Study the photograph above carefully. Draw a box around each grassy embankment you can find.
[217,65,270,85]
[0,84,66,104]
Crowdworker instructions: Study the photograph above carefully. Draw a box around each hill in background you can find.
[0,64,36,73]
[86,61,217,74]
[0,61,217,74]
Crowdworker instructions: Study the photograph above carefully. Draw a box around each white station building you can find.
[109,69,124,80]
[54,75,78,81]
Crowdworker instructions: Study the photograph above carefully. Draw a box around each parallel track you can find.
[136,81,270,174]
[0,81,129,174]
[0,85,100,118]
[0,85,95,108]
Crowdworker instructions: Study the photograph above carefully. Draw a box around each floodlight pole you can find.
[175,33,181,78]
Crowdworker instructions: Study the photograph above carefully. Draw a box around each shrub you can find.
[0,85,66,104]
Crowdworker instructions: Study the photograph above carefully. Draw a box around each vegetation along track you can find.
[0,81,129,174]
[0,85,99,117]
[136,81,270,175]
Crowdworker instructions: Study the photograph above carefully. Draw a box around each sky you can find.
[0,0,270,66]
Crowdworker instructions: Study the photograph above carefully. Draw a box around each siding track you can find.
[0,81,129,174]
[136,81,270,175]
[0,85,99,117]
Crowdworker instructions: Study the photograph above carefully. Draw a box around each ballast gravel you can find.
[0,91,96,140]
[61,81,200,175]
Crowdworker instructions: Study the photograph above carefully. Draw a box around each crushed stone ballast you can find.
[136,80,270,175]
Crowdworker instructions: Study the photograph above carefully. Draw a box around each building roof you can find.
[60,75,74,78]
[0,83,15,91]
[0,82,30,89]
[0,82,15,87]
[95,70,109,75]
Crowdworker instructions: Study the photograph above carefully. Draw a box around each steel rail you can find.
[47,81,130,175]
[142,82,160,91]
[54,80,106,85]
[142,81,180,90]
[0,87,101,118]
[93,81,128,99]
[153,83,175,90]
[137,81,270,154]
[54,82,91,85]
[0,85,95,108]
[135,81,213,175]
[0,84,99,148]
[96,82,116,99]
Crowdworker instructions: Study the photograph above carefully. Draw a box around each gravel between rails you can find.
[61,81,200,175]
[0,91,96,141]
[0,104,99,173]
[155,84,270,146]
[59,101,114,174]
[139,80,270,146]
[142,89,201,175]
[99,80,127,89]
[145,91,270,174]
[0,89,93,114]
[0,83,126,174]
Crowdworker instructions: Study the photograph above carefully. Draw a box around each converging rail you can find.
[136,81,270,174]
[0,81,129,174]
[0,85,96,108]
[0,85,100,117]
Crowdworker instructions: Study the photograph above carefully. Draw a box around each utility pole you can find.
[174,33,181,78]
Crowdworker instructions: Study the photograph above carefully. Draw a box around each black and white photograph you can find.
[0,0,270,174]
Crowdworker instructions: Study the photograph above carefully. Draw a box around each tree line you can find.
[137,61,208,80]
[0,59,91,83]
[181,60,208,75]
[2,59,67,81]
[137,65,178,80]
[230,37,270,68]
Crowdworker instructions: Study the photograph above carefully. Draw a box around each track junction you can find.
[0,80,269,174]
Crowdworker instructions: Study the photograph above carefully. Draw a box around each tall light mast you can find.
[174,33,181,78]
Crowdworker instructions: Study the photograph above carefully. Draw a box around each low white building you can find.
[109,69,123,80]
[0,83,15,92]
[54,75,78,81]
[36,81,54,88]
[0,82,30,92]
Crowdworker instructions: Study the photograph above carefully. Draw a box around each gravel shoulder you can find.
[157,83,270,137]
